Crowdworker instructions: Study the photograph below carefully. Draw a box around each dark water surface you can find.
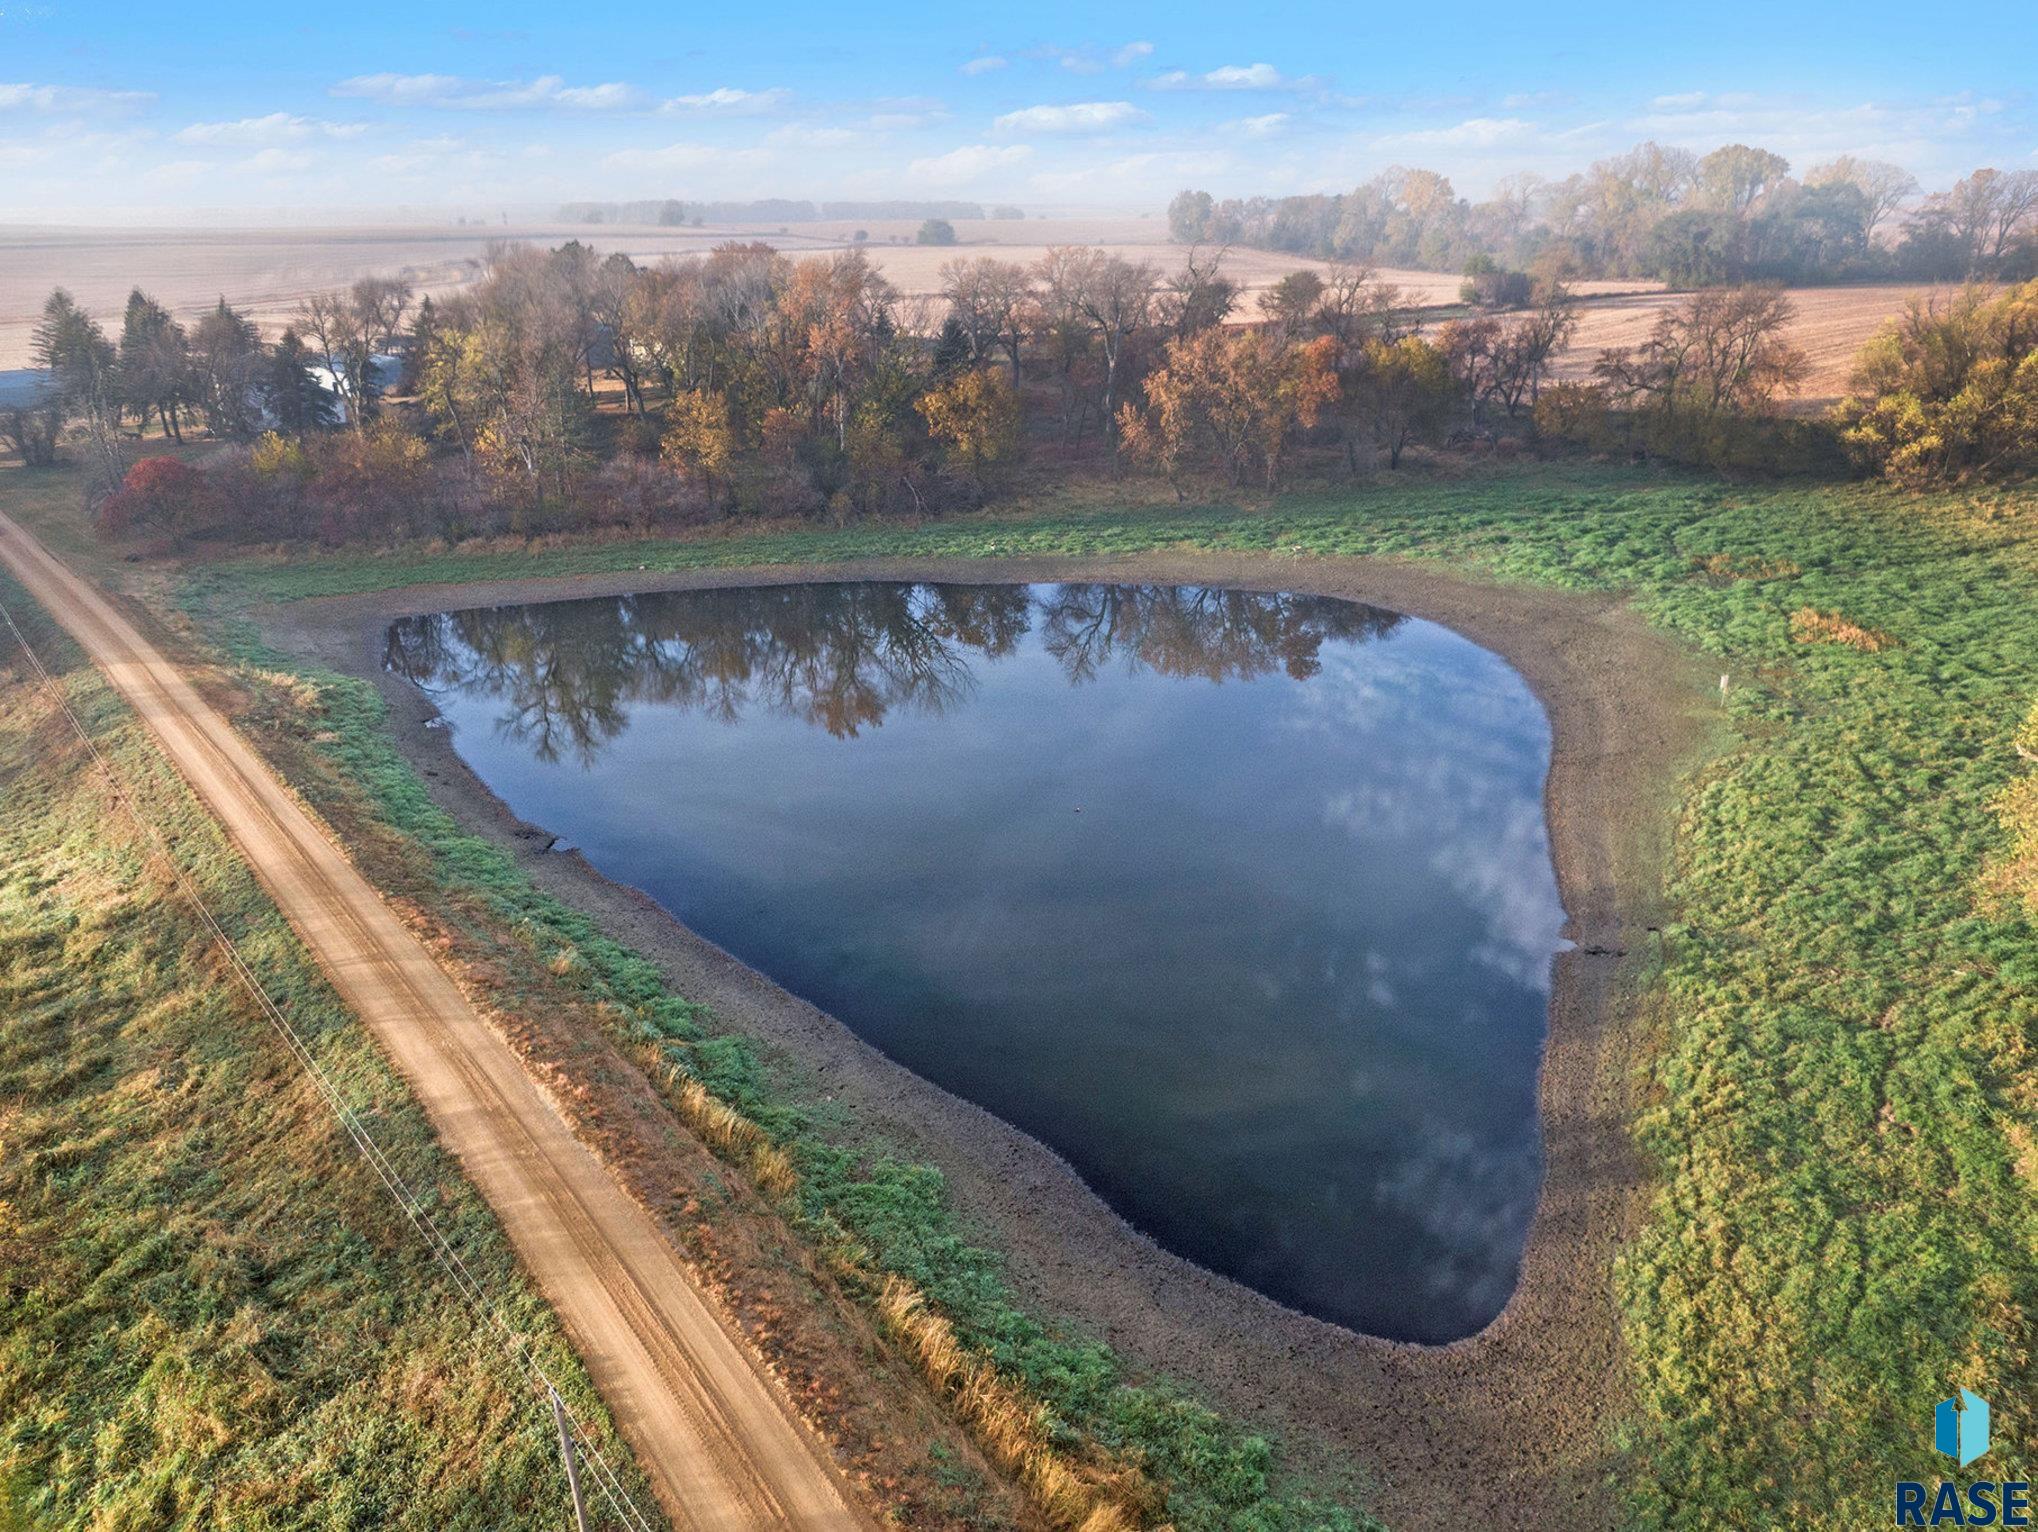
[388,581,1565,1342]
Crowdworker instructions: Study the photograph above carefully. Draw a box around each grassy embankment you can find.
[13,453,2038,1527]
[0,564,652,1527]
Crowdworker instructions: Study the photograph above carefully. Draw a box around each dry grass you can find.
[665,1069,799,1198]
[657,1052,1151,1525]
[876,1277,1147,1532]
[1789,606,1895,651]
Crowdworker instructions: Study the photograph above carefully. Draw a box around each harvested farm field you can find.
[1548,281,1951,404]
[5,215,1922,405]
[2,214,1651,369]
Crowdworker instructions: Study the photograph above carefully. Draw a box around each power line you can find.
[0,587,663,1532]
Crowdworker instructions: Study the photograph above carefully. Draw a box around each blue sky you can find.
[3,0,2035,221]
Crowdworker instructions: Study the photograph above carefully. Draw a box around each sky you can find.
[3,0,2036,223]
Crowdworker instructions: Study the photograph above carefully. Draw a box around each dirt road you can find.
[0,510,873,1532]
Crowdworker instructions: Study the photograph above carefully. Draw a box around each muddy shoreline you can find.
[264,551,1710,1531]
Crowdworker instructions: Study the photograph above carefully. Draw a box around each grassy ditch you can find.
[0,568,651,1528]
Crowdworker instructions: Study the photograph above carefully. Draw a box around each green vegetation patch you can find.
[181,459,2038,1525]
[0,572,649,1530]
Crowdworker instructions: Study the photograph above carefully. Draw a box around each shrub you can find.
[588,456,716,530]
[1,403,60,468]
[1459,257,1533,310]
[305,422,433,544]
[94,455,212,537]
[1532,381,1617,450]
[1832,279,2038,486]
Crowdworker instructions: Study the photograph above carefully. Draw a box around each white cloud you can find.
[238,148,316,175]
[604,141,774,173]
[1618,90,2011,181]
[659,86,789,115]
[553,82,643,110]
[1226,112,1290,139]
[1024,148,1239,196]
[369,136,487,177]
[1112,41,1155,66]
[147,159,210,188]
[868,109,939,130]
[0,125,151,170]
[906,142,1032,187]
[1375,116,1535,150]
[960,56,1007,76]
[992,101,1147,135]
[331,72,643,110]
[175,113,367,146]
[1152,62,1303,92]
[331,71,462,105]
[0,82,154,115]
[765,124,867,149]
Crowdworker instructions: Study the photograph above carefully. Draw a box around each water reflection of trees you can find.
[386,582,1400,763]
[1038,585,1399,684]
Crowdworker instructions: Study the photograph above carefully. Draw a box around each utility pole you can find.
[550,1387,591,1532]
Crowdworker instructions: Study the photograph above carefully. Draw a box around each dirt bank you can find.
[266,550,1714,1531]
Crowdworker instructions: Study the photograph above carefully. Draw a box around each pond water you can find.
[387,581,1565,1343]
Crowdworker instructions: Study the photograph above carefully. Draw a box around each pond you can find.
[386,581,1566,1343]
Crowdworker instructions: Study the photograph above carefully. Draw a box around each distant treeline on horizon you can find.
[558,198,1027,227]
[1167,147,2038,287]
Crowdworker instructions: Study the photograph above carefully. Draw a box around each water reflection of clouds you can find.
[1374,1117,1541,1322]
[400,585,1558,1341]
[1300,638,1565,995]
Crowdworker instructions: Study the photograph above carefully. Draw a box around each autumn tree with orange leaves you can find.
[1119,329,1340,493]
[917,367,1021,482]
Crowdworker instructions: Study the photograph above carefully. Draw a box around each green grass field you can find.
[8,453,2036,1528]
[0,568,653,1528]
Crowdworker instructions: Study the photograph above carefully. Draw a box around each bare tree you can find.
[1315,264,1405,354]
[1921,168,2038,275]
[939,256,1034,383]
[1805,156,1919,243]
[1157,245,1238,339]
[1049,248,1157,440]
[1493,281,1580,418]
[1595,284,1807,422]
[298,276,410,430]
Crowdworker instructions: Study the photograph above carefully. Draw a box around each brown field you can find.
[0,213,1918,402]
[1547,282,1938,403]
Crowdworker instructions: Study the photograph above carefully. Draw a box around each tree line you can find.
[1169,147,2038,288]
[13,243,2037,545]
[20,241,1588,542]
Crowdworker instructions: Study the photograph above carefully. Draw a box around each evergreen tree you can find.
[32,288,122,484]
[118,288,191,441]
[401,295,440,393]
[931,316,972,375]
[264,327,338,439]
[189,297,265,440]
